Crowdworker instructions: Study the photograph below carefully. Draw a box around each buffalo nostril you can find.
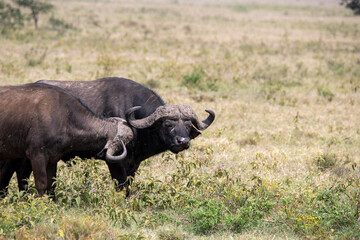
[175,137,183,144]
[176,137,190,145]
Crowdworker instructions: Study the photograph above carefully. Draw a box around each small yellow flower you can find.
[59,229,65,238]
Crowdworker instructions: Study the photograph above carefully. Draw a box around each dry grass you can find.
[0,0,359,238]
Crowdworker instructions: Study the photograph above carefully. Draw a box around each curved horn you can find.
[105,138,127,163]
[126,105,215,130]
[125,106,162,129]
[189,109,215,130]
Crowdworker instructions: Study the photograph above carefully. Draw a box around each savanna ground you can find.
[0,0,360,239]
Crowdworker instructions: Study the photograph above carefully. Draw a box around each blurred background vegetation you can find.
[0,0,359,239]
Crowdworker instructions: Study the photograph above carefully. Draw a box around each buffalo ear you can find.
[96,140,111,159]
[96,148,106,159]
[190,126,201,139]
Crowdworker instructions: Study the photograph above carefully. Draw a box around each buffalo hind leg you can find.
[0,160,18,197]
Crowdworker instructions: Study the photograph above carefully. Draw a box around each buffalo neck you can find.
[132,127,166,163]
[66,114,116,154]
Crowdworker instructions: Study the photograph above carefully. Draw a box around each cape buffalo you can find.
[0,78,215,196]
[0,83,134,196]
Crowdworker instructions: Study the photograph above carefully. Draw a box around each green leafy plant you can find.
[187,199,227,235]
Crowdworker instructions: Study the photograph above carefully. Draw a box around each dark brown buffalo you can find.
[0,83,133,196]
[0,78,215,196]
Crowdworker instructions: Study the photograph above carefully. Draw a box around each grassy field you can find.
[0,0,360,239]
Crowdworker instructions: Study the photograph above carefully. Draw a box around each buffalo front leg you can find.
[105,162,128,192]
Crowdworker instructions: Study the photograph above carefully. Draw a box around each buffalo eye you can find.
[163,120,175,129]
[184,121,192,131]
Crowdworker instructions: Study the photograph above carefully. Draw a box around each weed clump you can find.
[24,46,47,67]
[314,153,338,171]
[317,86,335,102]
[118,232,146,240]
[238,132,260,146]
[157,229,185,240]
[182,67,218,91]
[145,79,160,89]
[183,67,204,90]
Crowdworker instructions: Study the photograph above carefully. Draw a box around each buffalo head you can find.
[126,105,215,154]
[101,118,134,163]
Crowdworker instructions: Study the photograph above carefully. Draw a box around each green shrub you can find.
[226,195,275,233]
[187,199,226,235]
